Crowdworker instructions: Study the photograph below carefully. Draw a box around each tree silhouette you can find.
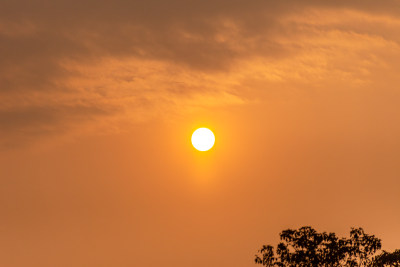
[255,226,400,266]
[373,250,400,266]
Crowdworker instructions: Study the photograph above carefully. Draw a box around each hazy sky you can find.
[1,1,400,266]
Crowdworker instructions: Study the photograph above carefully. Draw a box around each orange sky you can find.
[1,1,400,266]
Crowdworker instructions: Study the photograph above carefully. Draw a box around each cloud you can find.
[1,0,400,148]
[0,104,119,149]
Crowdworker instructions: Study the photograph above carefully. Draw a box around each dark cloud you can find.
[1,0,396,73]
[2,0,399,77]
[0,104,119,148]
[1,0,399,148]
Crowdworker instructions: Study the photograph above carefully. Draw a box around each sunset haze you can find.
[1,1,400,266]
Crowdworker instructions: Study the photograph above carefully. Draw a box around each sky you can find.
[1,0,400,266]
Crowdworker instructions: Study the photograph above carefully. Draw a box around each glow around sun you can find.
[191,128,215,151]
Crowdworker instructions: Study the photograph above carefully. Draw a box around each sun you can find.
[191,128,215,151]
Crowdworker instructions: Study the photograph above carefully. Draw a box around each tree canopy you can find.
[255,226,400,266]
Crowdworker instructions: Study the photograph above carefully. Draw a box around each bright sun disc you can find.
[191,128,215,151]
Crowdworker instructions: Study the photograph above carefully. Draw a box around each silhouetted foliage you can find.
[255,226,400,266]
[373,250,400,266]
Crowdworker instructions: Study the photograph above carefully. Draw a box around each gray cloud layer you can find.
[1,0,400,148]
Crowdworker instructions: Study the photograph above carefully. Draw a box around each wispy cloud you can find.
[1,0,400,147]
